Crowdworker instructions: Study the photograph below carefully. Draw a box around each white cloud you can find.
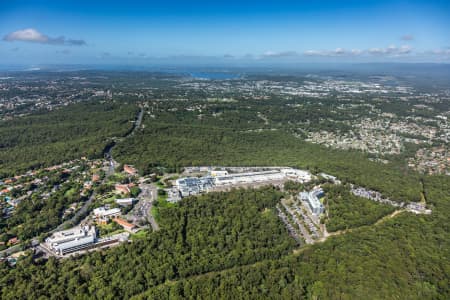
[262,51,298,58]
[367,45,412,56]
[368,48,384,55]
[304,45,413,58]
[386,45,398,54]
[4,28,48,43]
[304,50,326,56]
[333,48,346,55]
[303,48,360,57]
[398,45,412,54]
[428,49,450,55]
[3,28,86,46]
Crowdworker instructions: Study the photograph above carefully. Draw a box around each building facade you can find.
[45,226,97,256]
[300,188,325,215]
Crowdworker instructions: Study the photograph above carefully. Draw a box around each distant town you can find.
[1,72,448,175]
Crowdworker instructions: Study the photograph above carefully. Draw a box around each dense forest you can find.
[134,176,449,299]
[323,184,396,232]
[1,177,448,299]
[0,75,448,298]
[0,187,296,299]
[0,101,138,176]
[114,104,422,202]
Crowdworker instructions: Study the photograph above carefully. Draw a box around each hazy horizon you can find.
[1,0,449,65]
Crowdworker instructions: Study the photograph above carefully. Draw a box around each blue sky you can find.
[0,0,449,65]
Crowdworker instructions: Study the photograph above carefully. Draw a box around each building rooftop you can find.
[114,218,135,229]
[93,207,121,217]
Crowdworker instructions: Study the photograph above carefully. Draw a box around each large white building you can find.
[45,226,97,256]
[300,188,325,215]
[93,207,121,218]
[115,198,135,206]
[175,177,214,197]
[281,168,312,182]
[213,170,285,186]
[171,168,313,201]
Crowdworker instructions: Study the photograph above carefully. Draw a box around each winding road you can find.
[51,106,144,232]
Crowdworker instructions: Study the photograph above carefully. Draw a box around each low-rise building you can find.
[115,184,131,194]
[123,164,138,176]
[281,169,312,182]
[113,218,136,232]
[319,173,341,184]
[214,170,285,186]
[175,177,214,197]
[300,188,325,215]
[173,168,313,199]
[210,170,228,177]
[93,207,121,219]
[45,226,97,256]
[115,198,135,206]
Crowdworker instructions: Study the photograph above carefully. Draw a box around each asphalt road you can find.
[4,107,145,256]
[45,107,143,233]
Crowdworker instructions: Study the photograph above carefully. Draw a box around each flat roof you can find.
[54,235,95,251]
[114,218,135,229]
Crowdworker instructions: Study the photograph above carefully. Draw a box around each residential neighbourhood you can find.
[2,74,450,177]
